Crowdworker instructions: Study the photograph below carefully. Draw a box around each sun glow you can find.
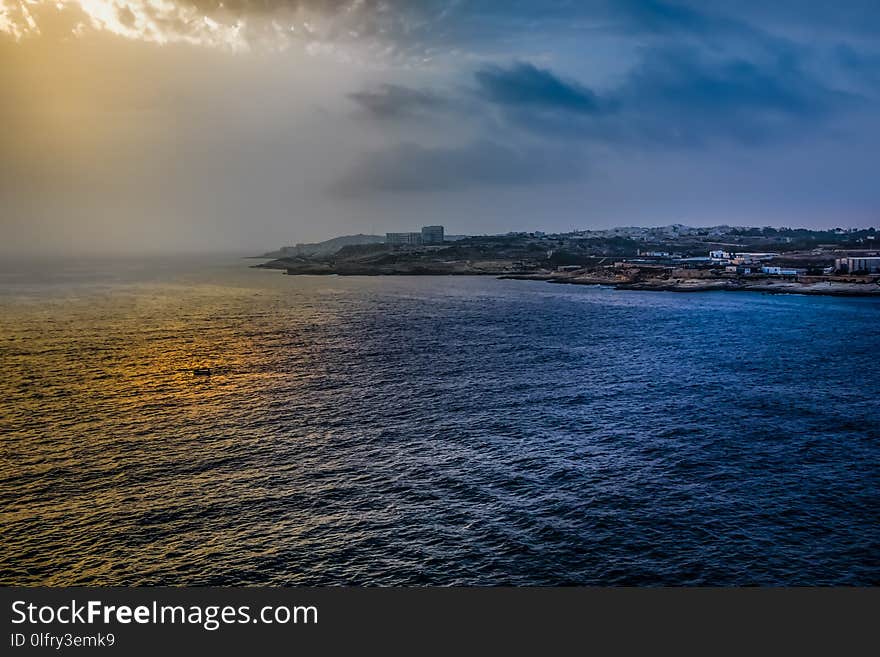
[1,0,277,50]
[0,0,39,39]
[0,0,413,64]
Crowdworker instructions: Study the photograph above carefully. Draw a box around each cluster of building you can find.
[619,248,880,279]
[708,250,781,263]
[835,256,880,274]
[386,225,445,246]
[702,250,800,275]
[574,224,734,240]
[702,252,880,277]
[625,249,791,270]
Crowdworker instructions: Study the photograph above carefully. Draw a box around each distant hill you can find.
[260,232,471,258]
[262,234,386,258]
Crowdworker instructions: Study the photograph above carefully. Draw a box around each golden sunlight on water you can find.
[0,270,354,584]
[3,283,311,426]
[2,259,878,585]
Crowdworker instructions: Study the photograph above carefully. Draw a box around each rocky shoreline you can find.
[499,273,880,297]
[253,234,880,298]
[257,262,880,297]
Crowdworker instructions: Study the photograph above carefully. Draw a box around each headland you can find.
[253,225,880,297]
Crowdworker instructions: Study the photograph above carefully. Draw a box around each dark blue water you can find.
[1,257,878,585]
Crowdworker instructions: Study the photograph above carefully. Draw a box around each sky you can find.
[1,1,879,254]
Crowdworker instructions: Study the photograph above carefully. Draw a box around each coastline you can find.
[257,262,880,297]
[253,229,880,299]
[498,273,880,297]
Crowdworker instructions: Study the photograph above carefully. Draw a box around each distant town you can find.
[256,224,880,296]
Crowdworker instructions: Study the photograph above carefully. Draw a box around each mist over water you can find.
[1,256,878,585]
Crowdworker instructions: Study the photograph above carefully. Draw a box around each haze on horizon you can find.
[1,0,879,256]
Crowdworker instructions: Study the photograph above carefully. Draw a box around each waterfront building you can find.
[761,266,804,276]
[835,257,880,273]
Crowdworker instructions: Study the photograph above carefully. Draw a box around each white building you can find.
[386,232,422,246]
[734,252,779,263]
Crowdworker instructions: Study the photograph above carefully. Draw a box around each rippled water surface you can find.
[1,256,878,585]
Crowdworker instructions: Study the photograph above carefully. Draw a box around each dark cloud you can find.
[835,44,880,87]
[614,0,720,35]
[626,47,821,115]
[331,140,582,195]
[348,84,443,119]
[694,0,880,38]
[611,45,858,145]
[467,44,860,147]
[474,63,604,114]
[332,31,869,196]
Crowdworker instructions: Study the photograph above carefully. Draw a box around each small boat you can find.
[192,367,212,376]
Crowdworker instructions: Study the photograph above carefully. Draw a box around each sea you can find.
[1,255,878,585]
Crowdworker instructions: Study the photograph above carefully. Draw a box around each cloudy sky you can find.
[2,1,879,254]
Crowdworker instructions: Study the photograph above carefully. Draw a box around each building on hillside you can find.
[733,252,779,263]
[421,225,445,245]
[386,232,423,246]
